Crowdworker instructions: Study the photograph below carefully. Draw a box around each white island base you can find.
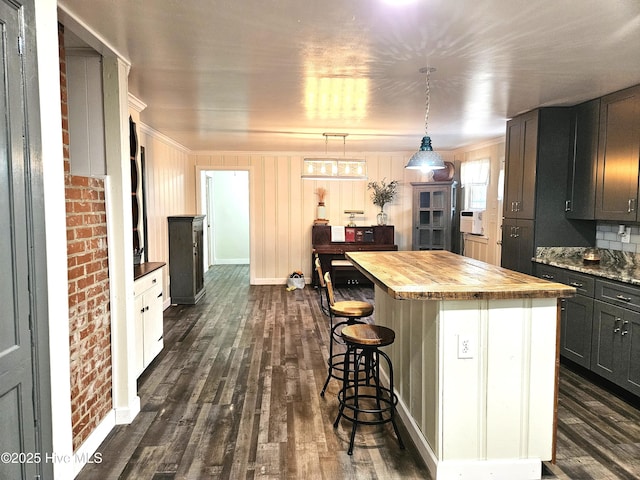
[374,286,559,480]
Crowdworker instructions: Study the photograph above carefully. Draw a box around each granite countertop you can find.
[346,250,574,300]
[533,247,640,286]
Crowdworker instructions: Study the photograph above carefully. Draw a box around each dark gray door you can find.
[0,1,38,479]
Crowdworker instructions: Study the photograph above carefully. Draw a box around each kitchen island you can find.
[345,250,575,480]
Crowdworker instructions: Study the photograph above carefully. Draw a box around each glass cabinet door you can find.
[413,183,454,251]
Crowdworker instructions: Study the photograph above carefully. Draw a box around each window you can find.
[461,159,490,210]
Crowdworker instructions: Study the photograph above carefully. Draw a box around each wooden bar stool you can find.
[317,270,373,397]
[333,323,404,455]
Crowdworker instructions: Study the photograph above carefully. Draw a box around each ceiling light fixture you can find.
[302,133,367,180]
[405,67,445,172]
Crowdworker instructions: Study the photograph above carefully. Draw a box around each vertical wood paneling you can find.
[137,125,191,301]
[125,131,505,287]
[485,300,525,458]
[189,151,424,284]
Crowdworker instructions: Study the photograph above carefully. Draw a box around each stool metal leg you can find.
[334,343,404,453]
[333,343,353,428]
[321,318,347,397]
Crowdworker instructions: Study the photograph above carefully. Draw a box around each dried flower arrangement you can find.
[367,178,398,210]
[316,187,327,205]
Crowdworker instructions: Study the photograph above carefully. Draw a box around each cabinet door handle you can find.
[565,200,571,212]
[541,274,554,280]
[614,317,622,333]
[622,320,630,336]
[616,294,632,303]
[569,282,583,288]
[628,199,636,213]
[513,226,520,238]
[157,292,163,298]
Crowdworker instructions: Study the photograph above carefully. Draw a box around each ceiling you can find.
[58,0,640,153]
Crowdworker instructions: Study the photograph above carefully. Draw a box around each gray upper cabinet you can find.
[501,108,595,274]
[565,99,600,220]
[595,84,640,221]
[504,110,538,220]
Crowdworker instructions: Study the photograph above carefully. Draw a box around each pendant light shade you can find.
[405,136,444,171]
[405,67,445,171]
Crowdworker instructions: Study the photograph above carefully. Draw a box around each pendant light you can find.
[302,133,367,180]
[405,67,445,172]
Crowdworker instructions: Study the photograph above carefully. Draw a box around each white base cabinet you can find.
[134,266,164,377]
[375,286,558,480]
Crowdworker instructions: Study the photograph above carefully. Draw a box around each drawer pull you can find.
[541,274,554,280]
[615,294,632,302]
[569,282,583,288]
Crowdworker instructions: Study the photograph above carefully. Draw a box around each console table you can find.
[311,225,397,286]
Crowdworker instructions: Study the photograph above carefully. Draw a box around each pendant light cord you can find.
[424,68,432,136]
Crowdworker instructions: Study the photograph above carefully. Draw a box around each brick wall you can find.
[59,24,113,451]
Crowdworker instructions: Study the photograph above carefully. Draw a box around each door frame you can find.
[6,0,55,478]
[195,165,254,281]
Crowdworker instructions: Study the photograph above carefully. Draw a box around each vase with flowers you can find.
[316,187,328,222]
[367,178,398,226]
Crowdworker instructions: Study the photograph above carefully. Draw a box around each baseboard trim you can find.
[114,395,141,424]
[72,410,116,477]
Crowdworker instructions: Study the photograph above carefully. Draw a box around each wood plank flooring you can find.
[76,265,640,480]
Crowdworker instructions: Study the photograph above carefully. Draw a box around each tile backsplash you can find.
[596,222,640,253]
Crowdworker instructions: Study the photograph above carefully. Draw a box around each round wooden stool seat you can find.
[331,300,374,318]
[341,324,394,347]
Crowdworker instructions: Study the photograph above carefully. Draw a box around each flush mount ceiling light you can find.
[405,67,446,172]
[302,133,367,180]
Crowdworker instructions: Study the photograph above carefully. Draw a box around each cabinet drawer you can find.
[565,271,595,297]
[535,264,566,283]
[596,279,640,313]
[134,268,163,296]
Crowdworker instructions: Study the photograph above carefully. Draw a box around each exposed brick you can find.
[67,214,84,227]
[61,25,113,451]
[67,240,86,255]
[69,175,89,187]
[65,187,83,200]
[74,227,93,240]
[75,253,93,266]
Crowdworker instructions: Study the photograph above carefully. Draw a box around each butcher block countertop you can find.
[346,250,575,301]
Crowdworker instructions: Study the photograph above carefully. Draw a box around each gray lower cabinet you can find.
[501,219,535,274]
[535,264,640,396]
[562,294,594,368]
[591,300,640,396]
[537,264,594,367]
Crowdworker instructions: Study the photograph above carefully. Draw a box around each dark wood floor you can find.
[77,265,640,480]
